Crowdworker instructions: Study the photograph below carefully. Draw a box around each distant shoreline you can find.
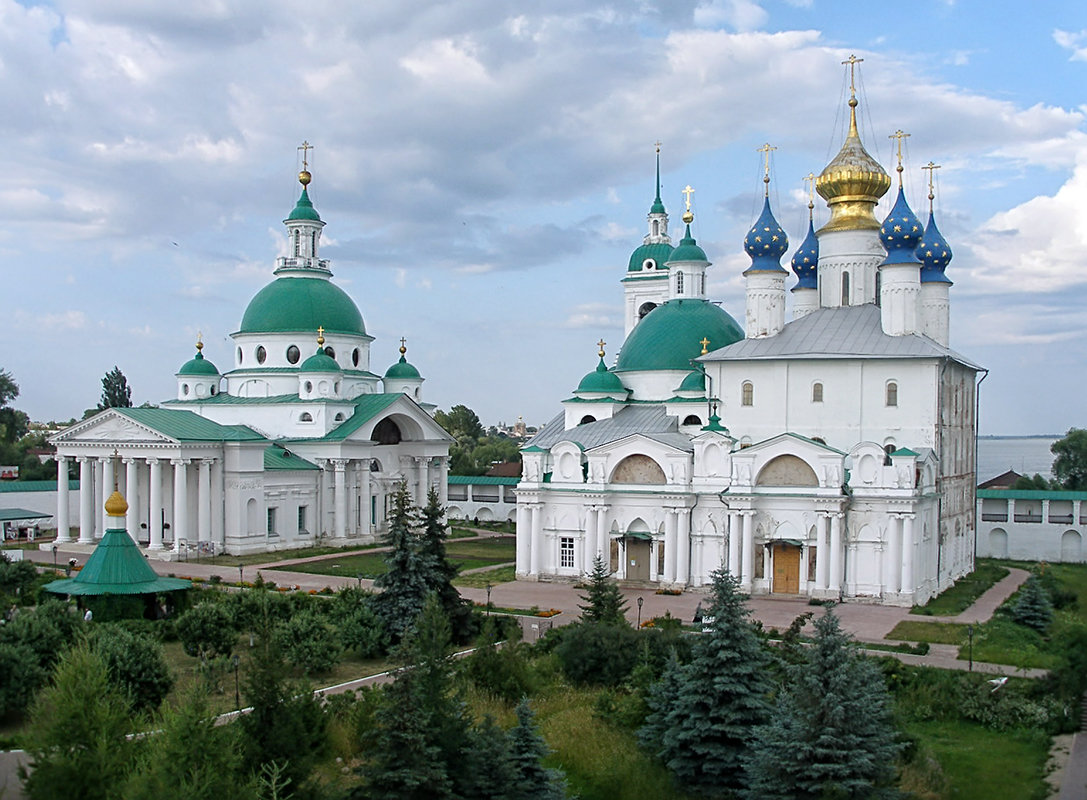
[977,435,1060,440]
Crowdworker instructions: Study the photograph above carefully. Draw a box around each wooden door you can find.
[627,539,650,581]
[772,544,800,594]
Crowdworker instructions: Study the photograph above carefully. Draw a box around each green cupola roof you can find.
[287,185,322,222]
[385,341,422,379]
[577,357,627,395]
[177,339,219,376]
[300,339,342,373]
[668,224,708,263]
[238,277,365,336]
[678,369,706,392]
[615,299,743,372]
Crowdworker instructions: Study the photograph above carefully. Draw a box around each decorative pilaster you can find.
[740,511,755,589]
[675,508,691,586]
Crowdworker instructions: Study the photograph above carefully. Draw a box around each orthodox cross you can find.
[682,185,695,212]
[317,325,325,345]
[298,140,313,171]
[597,339,606,358]
[922,161,941,211]
[802,171,816,212]
[842,54,863,98]
[889,129,910,182]
[654,140,662,154]
[700,337,710,355]
[757,143,776,194]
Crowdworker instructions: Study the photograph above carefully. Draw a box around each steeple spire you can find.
[654,141,663,207]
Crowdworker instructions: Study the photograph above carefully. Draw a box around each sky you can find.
[3,0,1086,436]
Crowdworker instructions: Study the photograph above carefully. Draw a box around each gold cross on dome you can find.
[700,337,710,354]
[654,140,662,154]
[400,337,407,348]
[682,185,695,212]
[803,171,816,208]
[922,160,941,210]
[842,54,864,97]
[889,130,910,181]
[757,143,777,178]
[316,325,325,345]
[597,339,606,357]
[298,140,312,171]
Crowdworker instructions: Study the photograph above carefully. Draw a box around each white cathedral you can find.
[515,75,980,606]
[49,164,452,558]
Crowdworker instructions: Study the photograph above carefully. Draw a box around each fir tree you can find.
[743,609,901,800]
[419,487,476,643]
[639,569,771,796]
[456,714,518,800]
[1011,574,1053,632]
[99,366,133,410]
[374,482,430,641]
[578,555,629,626]
[507,699,568,800]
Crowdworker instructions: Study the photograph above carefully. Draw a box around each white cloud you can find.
[563,303,620,329]
[1054,29,1087,62]
[400,38,492,85]
[693,0,768,31]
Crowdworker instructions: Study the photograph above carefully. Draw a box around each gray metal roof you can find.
[698,304,982,370]
[527,405,693,452]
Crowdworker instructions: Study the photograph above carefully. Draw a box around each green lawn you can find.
[272,536,516,579]
[454,564,517,588]
[198,542,384,567]
[886,620,969,645]
[911,560,1009,616]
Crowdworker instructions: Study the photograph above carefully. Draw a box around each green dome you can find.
[668,225,708,263]
[577,358,627,395]
[177,351,220,377]
[385,355,421,380]
[300,348,342,373]
[678,370,706,392]
[287,186,321,222]
[239,277,365,336]
[628,242,674,273]
[615,299,743,372]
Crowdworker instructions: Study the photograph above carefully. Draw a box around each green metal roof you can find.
[0,480,79,493]
[0,508,51,521]
[286,186,322,222]
[615,299,744,373]
[384,356,421,380]
[177,351,220,376]
[238,277,365,336]
[678,370,706,392]
[278,393,402,443]
[447,475,520,485]
[264,446,320,471]
[977,489,1087,501]
[667,225,708,263]
[116,408,265,442]
[628,242,674,273]
[168,393,310,405]
[300,349,342,373]
[42,527,191,596]
[891,447,919,457]
[576,358,627,395]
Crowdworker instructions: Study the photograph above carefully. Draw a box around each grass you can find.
[886,620,969,645]
[911,560,1010,616]
[904,720,1049,800]
[199,542,384,567]
[271,536,517,579]
[454,564,517,588]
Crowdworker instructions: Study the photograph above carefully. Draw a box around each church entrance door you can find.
[626,538,650,581]
[772,543,801,594]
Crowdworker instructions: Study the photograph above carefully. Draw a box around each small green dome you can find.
[239,277,365,336]
[667,224,708,263]
[577,358,627,395]
[287,186,322,222]
[615,299,743,372]
[678,370,706,392]
[177,351,220,377]
[628,242,674,273]
[300,348,342,373]
[385,355,421,380]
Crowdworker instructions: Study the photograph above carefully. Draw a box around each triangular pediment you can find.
[51,410,178,446]
[586,432,691,457]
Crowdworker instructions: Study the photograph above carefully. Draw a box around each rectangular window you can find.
[560,537,575,569]
[297,505,308,534]
[267,507,277,536]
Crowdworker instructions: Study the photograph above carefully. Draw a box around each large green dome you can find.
[615,299,743,372]
[238,277,365,336]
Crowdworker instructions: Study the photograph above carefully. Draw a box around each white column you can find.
[516,504,530,573]
[56,456,72,543]
[815,514,829,590]
[829,513,843,592]
[172,458,189,545]
[78,457,94,544]
[211,458,224,545]
[148,459,163,550]
[650,538,659,581]
[728,511,741,577]
[334,460,347,540]
[597,505,609,560]
[901,514,915,595]
[438,457,449,505]
[529,504,542,575]
[740,511,754,589]
[663,510,677,584]
[583,507,597,570]
[416,457,429,505]
[100,456,115,536]
[675,509,691,586]
[360,461,372,536]
[124,458,140,542]
[197,459,212,545]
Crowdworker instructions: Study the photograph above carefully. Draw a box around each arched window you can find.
[373,417,403,445]
[700,273,706,295]
[236,347,243,364]
[182,384,190,396]
[652,220,659,236]
[886,381,898,407]
[324,346,335,359]
[310,231,317,255]
[741,381,754,407]
[682,415,702,426]
[638,302,656,319]
[299,412,313,422]
[352,348,360,367]
[841,272,850,306]
[676,271,685,295]
[812,382,823,403]
[884,443,895,466]
[579,415,596,425]
[210,385,217,396]
[334,412,345,422]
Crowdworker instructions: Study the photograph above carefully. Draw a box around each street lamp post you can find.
[486,583,492,616]
[237,564,244,585]
[51,545,57,569]
[356,573,363,588]
[232,654,240,710]
[967,625,974,672]
[637,596,644,628]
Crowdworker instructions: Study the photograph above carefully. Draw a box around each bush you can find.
[89,624,173,713]
[555,622,640,686]
[0,642,47,715]
[274,608,342,674]
[175,602,237,661]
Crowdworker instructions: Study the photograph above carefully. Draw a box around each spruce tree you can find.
[456,714,518,799]
[744,609,901,800]
[578,555,629,626]
[374,482,429,641]
[419,487,476,643]
[507,699,568,800]
[639,569,771,795]
[1011,574,1053,632]
[99,366,133,409]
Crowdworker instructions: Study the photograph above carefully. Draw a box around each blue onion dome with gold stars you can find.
[177,338,219,376]
[879,186,924,264]
[743,197,789,273]
[919,211,953,284]
[790,216,819,290]
[669,224,707,263]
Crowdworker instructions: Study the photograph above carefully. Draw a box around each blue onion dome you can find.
[577,357,626,394]
[919,211,953,283]
[668,224,707,263]
[790,216,819,290]
[879,186,923,264]
[743,196,789,273]
[177,339,219,376]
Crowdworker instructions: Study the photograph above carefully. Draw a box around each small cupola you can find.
[298,327,343,399]
[574,341,628,400]
[383,338,425,401]
[175,334,221,400]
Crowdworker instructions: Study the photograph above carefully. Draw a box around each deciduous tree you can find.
[1052,427,1087,490]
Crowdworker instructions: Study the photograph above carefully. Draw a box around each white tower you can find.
[622,145,674,337]
[918,161,953,347]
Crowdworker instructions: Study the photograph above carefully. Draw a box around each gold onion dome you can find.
[816,98,891,233]
[104,490,129,517]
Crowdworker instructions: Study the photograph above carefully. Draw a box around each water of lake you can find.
[976,437,1058,483]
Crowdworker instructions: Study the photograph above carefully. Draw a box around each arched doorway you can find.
[625,518,652,581]
[1061,530,1082,562]
[989,528,1008,559]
